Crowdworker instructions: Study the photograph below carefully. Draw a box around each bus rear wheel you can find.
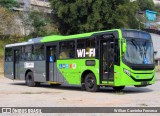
[85,73,99,92]
[26,72,36,87]
[112,86,125,91]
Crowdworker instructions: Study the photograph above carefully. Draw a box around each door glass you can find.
[101,40,114,81]
[48,46,56,81]
[15,50,19,63]
[49,47,56,62]
[14,49,20,79]
[102,42,108,80]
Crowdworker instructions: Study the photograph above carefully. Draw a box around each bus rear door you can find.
[13,48,20,80]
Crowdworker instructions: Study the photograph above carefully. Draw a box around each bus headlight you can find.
[124,69,131,76]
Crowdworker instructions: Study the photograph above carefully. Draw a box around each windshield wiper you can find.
[131,39,143,57]
[143,40,149,57]
[131,39,138,50]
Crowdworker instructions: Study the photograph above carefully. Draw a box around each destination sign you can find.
[123,30,151,40]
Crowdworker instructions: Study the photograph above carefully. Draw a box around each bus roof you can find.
[41,29,120,43]
[41,29,147,43]
[5,29,120,48]
[5,37,42,48]
[6,29,148,48]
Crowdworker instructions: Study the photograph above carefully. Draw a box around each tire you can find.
[112,86,125,91]
[85,73,99,92]
[26,72,36,87]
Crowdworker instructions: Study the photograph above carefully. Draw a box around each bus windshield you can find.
[123,39,154,64]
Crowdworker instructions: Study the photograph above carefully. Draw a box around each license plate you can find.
[141,81,149,85]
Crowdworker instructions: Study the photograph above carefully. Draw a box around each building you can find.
[150,33,160,65]
[14,0,51,13]
[131,0,160,5]
[153,0,160,6]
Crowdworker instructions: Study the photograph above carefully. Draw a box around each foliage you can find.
[50,0,140,35]
[136,0,156,11]
[21,11,59,37]
[155,6,160,13]
[0,0,18,9]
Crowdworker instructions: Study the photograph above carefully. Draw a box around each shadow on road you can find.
[10,82,153,94]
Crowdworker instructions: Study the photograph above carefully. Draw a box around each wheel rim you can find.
[87,77,94,88]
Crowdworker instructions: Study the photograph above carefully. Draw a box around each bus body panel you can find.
[33,61,46,82]
[53,63,68,83]
[56,59,100,85]
[19,61,46,82]
[4,62,13,80]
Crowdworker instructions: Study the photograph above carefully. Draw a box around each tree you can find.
[21,10,59,37]
[50,0,140,35]
[0,0,18,9]
[136,0,156,11]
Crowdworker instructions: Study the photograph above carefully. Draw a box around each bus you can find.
[4,29,155,92]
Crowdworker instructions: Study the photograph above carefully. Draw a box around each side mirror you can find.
[122,39,127,54]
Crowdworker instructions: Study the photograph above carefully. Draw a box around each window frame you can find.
[59,40,76,60]
[76,37,96,59]
[20,43,45,61]
[5,47,13,62]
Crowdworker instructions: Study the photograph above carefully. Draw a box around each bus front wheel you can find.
[85,73,99,92]
[112,86,125,91]
[26,72,36,87]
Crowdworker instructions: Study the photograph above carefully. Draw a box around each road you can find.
[0,73,160,116]
[0,73,160,107]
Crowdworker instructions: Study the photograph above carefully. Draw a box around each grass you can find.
[0,39,12,75]
[0,58,4,75]
[0,39,5,75]
[0,39,13,57]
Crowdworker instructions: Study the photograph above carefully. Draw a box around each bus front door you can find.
[13,49,20,79]
[46,46,56,82]
[100,40,114,82]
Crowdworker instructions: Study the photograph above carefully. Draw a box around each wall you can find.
[150,33,160,65]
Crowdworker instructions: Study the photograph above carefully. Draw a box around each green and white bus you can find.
[4,29,155,92]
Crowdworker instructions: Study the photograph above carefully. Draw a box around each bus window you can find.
[33,45,45,60]
[86,38,95,57]
[5,48,13,62]
[21,46,32,61]
[77,38,96,58]
[77,40,85,49]
[59,41,75,59]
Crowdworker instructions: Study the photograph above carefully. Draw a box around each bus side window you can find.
[33,45,45,61]
[22,46,32,61]
[5,48,13,62]
[59,41,75,59]
[77,38,95,58]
